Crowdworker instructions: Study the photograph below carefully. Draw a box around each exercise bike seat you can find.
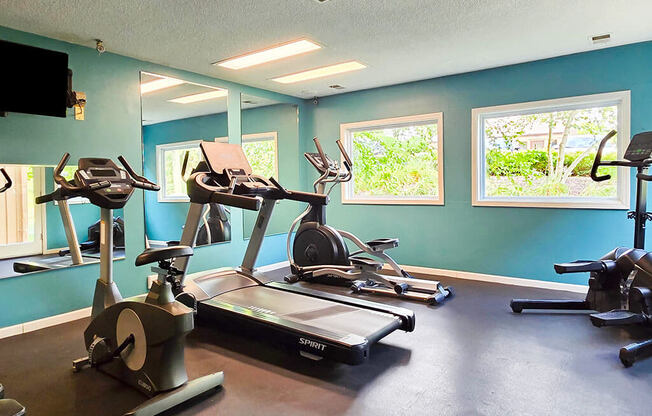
[350,256,384,270]
[135,245,194,266]
[366,238,399,250]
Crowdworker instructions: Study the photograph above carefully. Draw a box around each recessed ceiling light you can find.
[271,61,366,84]
[168,89,228,104]
[140,77,184,94]
[215,39,321,70]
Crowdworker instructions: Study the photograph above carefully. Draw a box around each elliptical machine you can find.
[285,137,453,304]
[590,162,652,366]
[44,154,224,415]
[510,131,652,318]
[0,168,26,416]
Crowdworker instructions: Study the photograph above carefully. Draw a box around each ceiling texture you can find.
[1,0,651,99]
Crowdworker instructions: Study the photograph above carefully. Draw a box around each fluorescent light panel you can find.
[140,77,184,94]
[215,39,321,70]
[271,61,366,84]
[168,89,228,104]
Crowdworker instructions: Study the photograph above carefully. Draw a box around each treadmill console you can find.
[305,152,338,175]
[75,158,133,208]
[625,132,652,162]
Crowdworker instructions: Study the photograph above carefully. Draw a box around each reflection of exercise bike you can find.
[510,131,652,365]
[0,168,26,416]
[54,154,223,415]
[286,138,453,304]
[58,217,125,257]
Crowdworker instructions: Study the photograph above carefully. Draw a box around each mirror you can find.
[140,72,230,248]
[240,94,301,238]
[0,164,125,279]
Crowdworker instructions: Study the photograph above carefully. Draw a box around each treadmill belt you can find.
[217,286,400,341]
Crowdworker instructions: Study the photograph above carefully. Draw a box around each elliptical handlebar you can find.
[313,137,329,169]
[45,153,111,203]
[590,130,618,182]
[0,168,12,193]
[336,139,353,172]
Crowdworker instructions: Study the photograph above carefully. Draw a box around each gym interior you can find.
[1,2,652,415]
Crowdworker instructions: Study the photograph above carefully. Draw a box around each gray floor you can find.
[1,268,652,416]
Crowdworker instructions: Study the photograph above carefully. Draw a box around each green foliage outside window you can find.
[483,105,618,198]
[351,124,439,197]
[243,139,277,179]
[164,146,202,198]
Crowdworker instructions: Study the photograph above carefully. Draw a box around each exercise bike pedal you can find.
[589,310,646,327]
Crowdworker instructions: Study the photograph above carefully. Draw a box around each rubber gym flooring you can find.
[1,268,651,416]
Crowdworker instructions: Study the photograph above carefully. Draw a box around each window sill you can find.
[472,198,629,210]
[342,197,444,206]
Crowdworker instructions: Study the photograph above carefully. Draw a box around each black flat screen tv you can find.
[0,39,70,118]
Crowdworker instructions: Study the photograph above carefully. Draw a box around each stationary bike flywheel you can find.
[293,226,349,267]
[116,308,147,371]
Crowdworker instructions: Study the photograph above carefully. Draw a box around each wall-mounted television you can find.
[0,40,70,118]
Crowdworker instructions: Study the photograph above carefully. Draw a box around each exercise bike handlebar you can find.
[590,130,618,182]
[0,168,12,193]
[118,155,161,191]
[45,153,111,202]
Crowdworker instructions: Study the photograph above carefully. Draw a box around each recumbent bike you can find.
[511,130,652,366]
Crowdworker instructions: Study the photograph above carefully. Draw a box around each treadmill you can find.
[172,142,415,365]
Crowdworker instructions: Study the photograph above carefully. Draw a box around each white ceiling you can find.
[1,1,651,99]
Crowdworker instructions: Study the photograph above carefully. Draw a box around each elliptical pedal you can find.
[590,310,647,327]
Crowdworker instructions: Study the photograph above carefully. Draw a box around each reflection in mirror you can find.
[0,164,125,280]
[140,72,230,248]
[240,94,301,238]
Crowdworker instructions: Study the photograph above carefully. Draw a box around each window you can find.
[156,140,203,202]
[0,165,44,259]
[340,113,444,205]
[242,132,278,179]
[217,132,279,179]
[472,91,630,209]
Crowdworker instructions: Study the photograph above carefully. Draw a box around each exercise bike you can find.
[42,154,224,415]
[0,168,26,416]
[510,131,652,321]
[285,137,453,304]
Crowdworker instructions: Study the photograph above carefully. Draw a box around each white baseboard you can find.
[0,307,91,340]
[389,264,587,294]
[252,260,587,294]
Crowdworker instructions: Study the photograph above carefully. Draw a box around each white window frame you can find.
[216,131,279,178]
[471,91,631,209]
[340,113,444,205]
[155,139,203,202]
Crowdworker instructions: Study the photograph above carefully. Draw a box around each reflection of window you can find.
[0,165,44,259]
[472,91,630,208]
[242,132,278,179]
[340,113,444,205]
[214,133,278,179]
[156,140,203,202]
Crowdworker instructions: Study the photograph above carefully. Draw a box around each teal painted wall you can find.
[0,26,304,327]
[304,41,652,285]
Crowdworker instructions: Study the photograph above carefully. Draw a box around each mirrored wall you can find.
[140,72,230,248]
[240,94,301,238]
[0,164,125,279]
